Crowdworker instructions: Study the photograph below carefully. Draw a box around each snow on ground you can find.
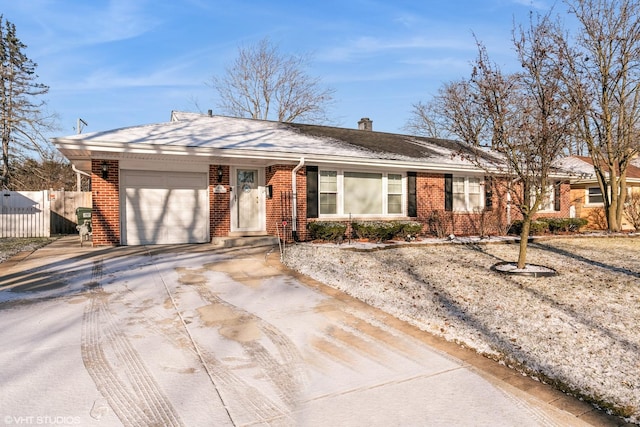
[1,241,572,426]
[283,235,640,423]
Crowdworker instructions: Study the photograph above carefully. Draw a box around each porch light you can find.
[217,165,224,183]
[101,161,108,179]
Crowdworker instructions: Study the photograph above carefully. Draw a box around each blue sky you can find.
[2,0,566,141]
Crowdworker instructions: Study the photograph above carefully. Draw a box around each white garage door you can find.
[121,170,209,245]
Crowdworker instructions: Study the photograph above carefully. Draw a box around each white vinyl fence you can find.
[0,190,91,238]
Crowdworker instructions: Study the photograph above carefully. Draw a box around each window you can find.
[452,176,483,211]
[587,186,603,204]
[539,185,555,211]
[316,170,405,217]
[534,182,561,211]
[387,174,403,214]
[344,172,382,214]
[319,171,337,214]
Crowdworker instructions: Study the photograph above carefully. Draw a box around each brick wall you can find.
[210,165,230,237]
[91,160,120,246]
[265,164,308,242]
[414,173,512,236]
[269,169,573,239]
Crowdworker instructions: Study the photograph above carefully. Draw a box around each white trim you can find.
[452,175,485,212]
[317,168,407,218]
[584,186,604,207]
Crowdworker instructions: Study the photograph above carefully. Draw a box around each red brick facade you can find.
[89,160,573,245]
[412,173,511,236]
[91,159,120,246]
[264,164,308,242]
[210,165,230,238]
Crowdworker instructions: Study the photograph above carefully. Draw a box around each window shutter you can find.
[407,172,417,217]
[484,176,493,211]
[306,166,318,218]
[554,181,561,211]
[444,174,453,212]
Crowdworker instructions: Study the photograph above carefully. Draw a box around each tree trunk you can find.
[517,217,531,269]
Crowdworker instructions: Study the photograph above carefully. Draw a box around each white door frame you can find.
[230,166,266,233]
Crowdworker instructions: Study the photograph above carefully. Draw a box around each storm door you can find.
[232,168,263,232]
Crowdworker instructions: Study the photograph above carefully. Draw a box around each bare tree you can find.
[405,80,489,145]
[0,16,56,189]
[470,14,575,268]
[404,99,444,138]
[9,149,76,191]
[210,37,335,123]
[558,0,640,231]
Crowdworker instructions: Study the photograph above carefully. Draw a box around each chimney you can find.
[207,109,213,117]
[358,117,373,131]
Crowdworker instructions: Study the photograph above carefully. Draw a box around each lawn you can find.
[0,237,55,264]
[284,235,640,423]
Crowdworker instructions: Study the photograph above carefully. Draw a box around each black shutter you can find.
[485,176,493,211]
[554,181,561,211]
[407,172,417,217]
[306,166,318,218]
[444,174,453,212]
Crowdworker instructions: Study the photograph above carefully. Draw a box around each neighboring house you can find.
[53,111,571,246]
[556,156,640,230]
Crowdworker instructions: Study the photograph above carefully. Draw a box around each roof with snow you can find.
[555,156,640,183]
[53,111,503,173]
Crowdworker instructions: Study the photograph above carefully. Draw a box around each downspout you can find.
[291,157,305,241]
[72,164,91,191]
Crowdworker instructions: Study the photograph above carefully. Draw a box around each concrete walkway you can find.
[0,236,627,426]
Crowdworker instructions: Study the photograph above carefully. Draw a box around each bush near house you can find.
[307,220,424,243]
[351,220,423,242]
[624,192,640,231]
[539,217,588,233]
[307,221,348,242]
[508,218,588,235]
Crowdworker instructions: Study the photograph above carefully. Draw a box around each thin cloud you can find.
[510,0,549,10]
[318,35,472,62]
[15,0,160,56]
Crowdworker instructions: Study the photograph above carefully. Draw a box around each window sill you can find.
[317,214,408,220]
[451,209,487,213]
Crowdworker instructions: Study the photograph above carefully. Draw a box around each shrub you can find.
[624,191,640,231]
[394,221,423,240]
[508,220,548,235]
[351,220,423,242]
[307,221,347,242]
[538,217,588,233]
[426,210,453,238]
[567,217,588,232]
[351,221,400,242]
[509,218,587,235]
[587,207,608,230]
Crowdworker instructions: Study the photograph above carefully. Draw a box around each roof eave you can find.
[54,139,493,173]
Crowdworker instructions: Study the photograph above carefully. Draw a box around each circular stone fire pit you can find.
[491,261,557,277]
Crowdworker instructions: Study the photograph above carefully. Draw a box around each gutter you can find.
[291,157,305,241]
[72,163,91,192]
[72,163,91,177]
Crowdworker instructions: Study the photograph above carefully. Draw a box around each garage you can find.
[121,170,209,245]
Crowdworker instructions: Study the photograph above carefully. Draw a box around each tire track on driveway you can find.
[174,262,307,425]
[81,259,184,427]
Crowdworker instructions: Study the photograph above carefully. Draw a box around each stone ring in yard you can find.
[490,261,557,277]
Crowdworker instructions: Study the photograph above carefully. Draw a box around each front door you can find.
[232,168,263,232]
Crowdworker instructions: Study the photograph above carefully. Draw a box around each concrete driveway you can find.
[0,237,610,426]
